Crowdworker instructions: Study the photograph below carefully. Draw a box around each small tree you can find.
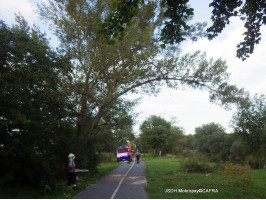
[231,95,266,168]
[140,116,171,157]
[164,126,185,154]
[194,123,232,161]
[230,140,246,163]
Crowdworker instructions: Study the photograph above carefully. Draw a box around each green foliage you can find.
[100,0,207,45]
[160,0,194,44]
[179,151,211,173]
[139,116,196,156]
[229,140,246,163]
[38,0,146,171]
[194,123,234,161]
[207,0,265,60]
[99,152,116,163]
[0,19,73,187]
[232,95,266,168]
[140,115,171,156]
[94,100,136,153]
[222,163,251,186]
[38,0,248,170]
[95,0,142,44]
[97,0,265,60]
[163,126,185,154]
[0,160,120,198]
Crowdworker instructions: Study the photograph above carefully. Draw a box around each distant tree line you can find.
[136,97,265,169]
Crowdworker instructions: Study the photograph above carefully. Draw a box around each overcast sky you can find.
[1,0,265,135]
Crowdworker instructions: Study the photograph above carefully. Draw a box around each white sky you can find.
[1,0,265,135]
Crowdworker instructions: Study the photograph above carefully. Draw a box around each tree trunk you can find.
[91,104,106,130]
[77,74,89,137]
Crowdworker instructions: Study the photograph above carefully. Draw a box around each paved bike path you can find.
[75,159,148,199]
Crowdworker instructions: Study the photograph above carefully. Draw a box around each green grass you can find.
[0,160,121,199]
[142,154,266,199]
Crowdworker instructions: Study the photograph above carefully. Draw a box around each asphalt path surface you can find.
[75,158,148,199]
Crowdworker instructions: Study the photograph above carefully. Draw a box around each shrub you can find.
[223,162,251,185]
[180,150,195,158]
[99,152,116,163]
[179,152,211,173]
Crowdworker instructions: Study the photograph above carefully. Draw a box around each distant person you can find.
[136,150,141,164]
[67,153,77,190]
[127,151,132,163]
[132,150,135,157]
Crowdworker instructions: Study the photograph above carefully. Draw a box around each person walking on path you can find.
[136,150,141,164]
[67,153,77,190]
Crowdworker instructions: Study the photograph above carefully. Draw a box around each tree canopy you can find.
[36,0,248,164]
[96,0,266,60]
[194,122,233,161]
[140,115,171,156]
[0,18,73,186]
[39,0,247,145]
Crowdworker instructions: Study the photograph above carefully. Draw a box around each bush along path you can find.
[75,158,148,199]
[0,160,120,199]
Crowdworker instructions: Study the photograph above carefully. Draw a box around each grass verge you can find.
[0,160,121,199]
[142,154,266,199]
